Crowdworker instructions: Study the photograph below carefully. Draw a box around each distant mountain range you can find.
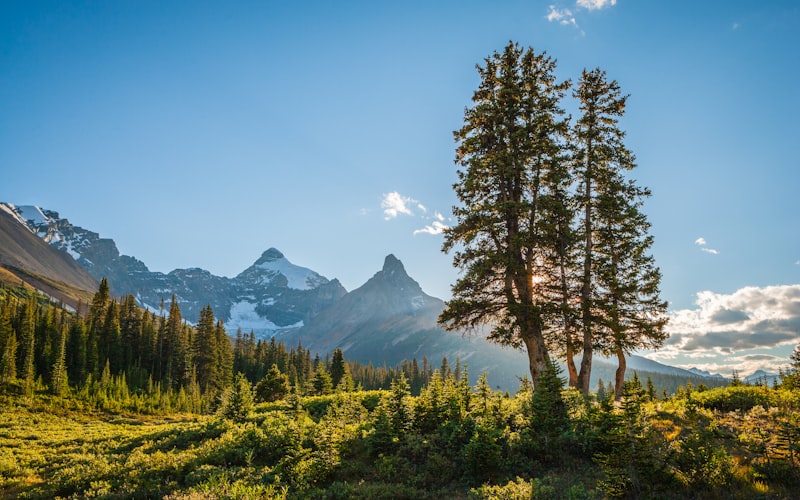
[0,203,346,337]
[0,201,753,390]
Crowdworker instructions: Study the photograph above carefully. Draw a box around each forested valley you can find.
[1,282,800,499]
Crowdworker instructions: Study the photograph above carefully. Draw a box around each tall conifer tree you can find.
[440,42,572,387]
[572,68,667,394]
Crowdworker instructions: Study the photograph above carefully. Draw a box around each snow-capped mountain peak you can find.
[245,247,328,291]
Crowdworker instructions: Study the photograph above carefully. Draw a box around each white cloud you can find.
[546,5,579,28]
[795,260,800,266]
[417,203,427,213]
[576,0,617,10]
[414,221,448,236]
[695,236,718,254]
[646,285,800,375]
[434,211,445,222]
[381,192,418,220]
[665,285,800,354]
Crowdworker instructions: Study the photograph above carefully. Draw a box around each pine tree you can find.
[66,317,87,385]
[18,297,36,395]
[218,372,253,423]
[0,300,17,383]
[573,68,667,394]
[50,322,69,396]
[214,320,233,391]
[311,369,333,395]
[329,348,346,389]
[254,364,290,402]
[529,359,568,460]
[193,305,218,393]
[439,44,572,388]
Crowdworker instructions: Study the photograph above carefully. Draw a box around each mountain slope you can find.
[0,204,98,307]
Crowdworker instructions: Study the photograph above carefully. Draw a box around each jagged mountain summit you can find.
[284,254,533,388]
[0,202,346,336]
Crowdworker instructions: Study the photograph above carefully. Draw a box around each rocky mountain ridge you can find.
[0,202,346,336]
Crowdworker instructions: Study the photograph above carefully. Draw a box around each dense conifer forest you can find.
[1,283,800,498]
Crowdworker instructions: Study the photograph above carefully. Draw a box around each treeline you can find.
[0,280,458,412]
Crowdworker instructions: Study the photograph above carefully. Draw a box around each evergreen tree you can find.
[50,322,69,396]
[529,359,568,460]
[100,300,122,373]
[193,305,218,393]
[66,317,87,385]
[119,295,141,371]
[86,278,110,377]
[311,369,334,395]
[329,348,346,389]
[218,372,253,423]
[0,300,17,383]
[440,41,572,388]
[572,68,666,394]
[254,364,290,402]
[214,320,233,391]
[18,297,36,395]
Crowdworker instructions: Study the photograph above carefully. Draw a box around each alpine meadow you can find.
[2,2,800,498]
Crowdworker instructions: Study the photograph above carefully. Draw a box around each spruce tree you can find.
[0,300,17,383]
[254,363,290,402]
[572,68,667,394]
[214,320,233,391]
[329,348,346,389]
[50,323,69,396]
[440,41,571,387]
[18,297,36,395]
[193,305,218,393]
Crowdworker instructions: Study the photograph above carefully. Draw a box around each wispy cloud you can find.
[381,192,418,220]
[695,236,719,255]
[546,5,580,31]
[576,0,617,10]
[414,221,449,236]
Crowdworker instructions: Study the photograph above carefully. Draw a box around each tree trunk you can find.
[565,343,578,388]
[522,331,550,390]
[614,347,626,401]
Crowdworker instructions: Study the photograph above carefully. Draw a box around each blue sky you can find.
[2,0,799,375]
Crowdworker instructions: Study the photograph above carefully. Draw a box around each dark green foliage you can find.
[528,360,568,461]
[217,372,253,423]
[594,376,668,498]
[330,347,346,389]
[311,369,334,395]
[255,363,290,402]
[440,41,572,388]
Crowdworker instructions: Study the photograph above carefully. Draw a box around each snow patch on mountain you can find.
[16,205,51,226]
[0,202,31,228]
[227,300,277,330]
[256,255,326,290]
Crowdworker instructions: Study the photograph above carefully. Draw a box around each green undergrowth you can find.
[1,376,799,499]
